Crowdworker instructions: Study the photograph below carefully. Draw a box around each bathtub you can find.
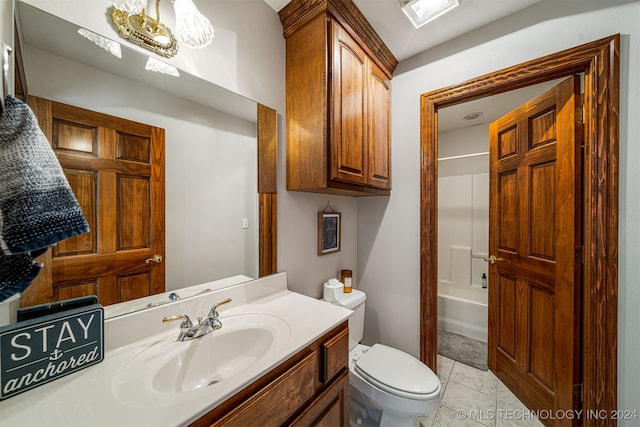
[437,291,488,343]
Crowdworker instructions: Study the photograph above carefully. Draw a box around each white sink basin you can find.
[113,313,290,406]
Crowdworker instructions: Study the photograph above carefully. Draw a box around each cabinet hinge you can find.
[576,105,584,124]
[573,383,584,402]
[574,246,584,264]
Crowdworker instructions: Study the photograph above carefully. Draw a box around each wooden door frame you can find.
[420,35,619,423]
[257,103,278,277]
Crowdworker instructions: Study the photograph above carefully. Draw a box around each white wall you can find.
[24,46,259,289]
[358,1,640,420]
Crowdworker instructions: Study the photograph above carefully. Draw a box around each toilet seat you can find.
[354,344,439,400]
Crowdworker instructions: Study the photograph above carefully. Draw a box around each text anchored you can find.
[0,304,104,400]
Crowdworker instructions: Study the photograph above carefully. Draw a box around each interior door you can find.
[21,96,165,307]
[487,76,582,426]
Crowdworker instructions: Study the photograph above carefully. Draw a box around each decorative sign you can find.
[318,202,341,256]
[0,304,104,400]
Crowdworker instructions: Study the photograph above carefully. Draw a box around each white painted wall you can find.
[358,1,640,421]
[24,46,259,289]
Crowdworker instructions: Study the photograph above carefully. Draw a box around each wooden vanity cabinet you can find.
[191,321,350,427]
[280,0,397,196]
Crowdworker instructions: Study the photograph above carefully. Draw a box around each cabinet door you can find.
[367,61,391,190]
[211,352,317,427]
[330,22,367,185]
[290,370,349,427]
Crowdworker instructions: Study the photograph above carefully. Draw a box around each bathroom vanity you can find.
[194,321,349,426]
[0,273,352,426]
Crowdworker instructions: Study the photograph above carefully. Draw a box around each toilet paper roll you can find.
[323,279,342,303]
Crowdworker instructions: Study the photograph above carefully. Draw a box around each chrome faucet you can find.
[162,298,232,341]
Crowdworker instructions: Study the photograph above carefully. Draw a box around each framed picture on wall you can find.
[318,211,341,255]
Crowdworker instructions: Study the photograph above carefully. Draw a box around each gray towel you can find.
[0,95,90,301]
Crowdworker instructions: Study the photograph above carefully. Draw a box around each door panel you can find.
[54,169,97,256]
[496,274,517,358]
[21,96,165,307]
[118,175,151,249]
[488,76,581,426]
[530,286,554,387]
[498,171,518,252]
[529,162,556,259]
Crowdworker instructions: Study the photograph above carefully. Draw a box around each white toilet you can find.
[324,287,441,427]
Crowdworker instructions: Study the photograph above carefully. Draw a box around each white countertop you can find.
[0,273,352,427]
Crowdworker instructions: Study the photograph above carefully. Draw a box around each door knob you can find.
[145,254,163,264]
[483,255,503,265]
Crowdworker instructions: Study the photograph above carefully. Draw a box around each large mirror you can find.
[11,1,277,318]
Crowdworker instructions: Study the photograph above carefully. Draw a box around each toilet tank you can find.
[336,289,366,351]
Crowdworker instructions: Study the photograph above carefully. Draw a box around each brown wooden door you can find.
[330,21,367,185]
[22,96,165,307]
[487,76,582,426]
[367,60,391,190]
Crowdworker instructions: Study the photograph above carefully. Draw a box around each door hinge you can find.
[576,105,584,124]
[573,383,584,402]
[574,246,584,264]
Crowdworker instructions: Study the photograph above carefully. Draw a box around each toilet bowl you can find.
[322,286,441,427]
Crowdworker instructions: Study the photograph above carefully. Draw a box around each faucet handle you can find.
[208,298,232,318]
[163,314,195,341]
[162,314,193,328]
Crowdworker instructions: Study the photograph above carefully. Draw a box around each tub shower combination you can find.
[438,172,489,343]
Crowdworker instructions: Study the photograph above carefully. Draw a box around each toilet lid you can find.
[354,344,439,399]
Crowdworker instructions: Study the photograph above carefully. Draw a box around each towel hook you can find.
[1,43,12,113]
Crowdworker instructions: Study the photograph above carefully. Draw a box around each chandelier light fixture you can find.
[110,0,214,58]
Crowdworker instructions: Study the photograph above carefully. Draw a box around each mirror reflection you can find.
[13,2,265,318]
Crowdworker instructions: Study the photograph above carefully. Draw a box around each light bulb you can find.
[173,0,214,49]
[112,0,147,14]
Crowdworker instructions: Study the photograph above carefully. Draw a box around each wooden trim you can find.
[257,102,278,277]
[258,104,277,194]
[278,0,397,78]
[150,126,166,296]
[420,35,619,425]
[259,193,277,277]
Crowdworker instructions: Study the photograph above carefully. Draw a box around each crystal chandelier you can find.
[110,0,214,58]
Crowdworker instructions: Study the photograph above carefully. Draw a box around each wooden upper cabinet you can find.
[280,0,397,196]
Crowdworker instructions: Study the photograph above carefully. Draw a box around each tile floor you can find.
[418,355,545,427]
